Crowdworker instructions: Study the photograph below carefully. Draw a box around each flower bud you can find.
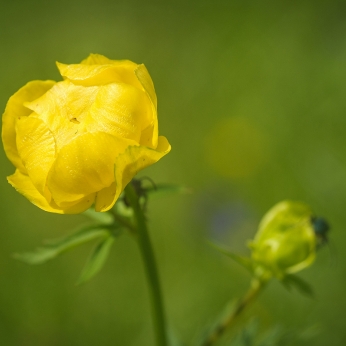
[249,201,317,279]
[2,54,170,214]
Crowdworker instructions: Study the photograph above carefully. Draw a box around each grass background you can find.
[1,0,346,345]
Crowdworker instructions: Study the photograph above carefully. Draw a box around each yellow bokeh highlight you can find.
[205,117,268,178]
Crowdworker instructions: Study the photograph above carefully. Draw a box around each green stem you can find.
[109,208,137,235]
[201,278,266,346]
[124,183,168,346]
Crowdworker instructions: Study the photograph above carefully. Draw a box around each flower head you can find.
[249,201,317,279]
[2,54,171,214]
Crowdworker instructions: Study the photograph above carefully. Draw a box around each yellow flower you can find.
[2,54,171,214]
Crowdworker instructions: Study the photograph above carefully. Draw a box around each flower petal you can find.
[25,80,99,149]
[8,170,95,214]
[135,64,157,109]
[80,54,115,65]
[95,136,171,212]
[135,64,159,149]
[47,132,136,206]
[56,57,142,89]
[15,116,56,197]
[94,182,117,212]
[2,80,55,171]
[85,83,152,142]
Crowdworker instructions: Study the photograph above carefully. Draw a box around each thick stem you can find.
[201,278,266,346]
[124,183,168,346]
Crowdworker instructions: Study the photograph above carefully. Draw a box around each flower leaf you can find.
[240,318,259,345]
[77,235,114,284]
[168,326,185,346]
[14,224,111,265]
[209,242,254,274]
[281,274,314,298]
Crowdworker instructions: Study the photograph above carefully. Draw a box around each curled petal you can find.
[8,170,95,214]
[80,54,115,65]
[94,182,117,212]
[47,132,136,206]
[16,116,56,197]
[2,80,55,171]
[135,64,157,109]
[57,55,142,89]
[95,136,171,212]
[135,64,158,148]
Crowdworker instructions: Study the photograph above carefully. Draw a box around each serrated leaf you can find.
[281,274,314,298]
[77,236,114,284]
[146,183,191,199]
[83,208,114,225]
[14,224,110,265]
[209,242,254,274]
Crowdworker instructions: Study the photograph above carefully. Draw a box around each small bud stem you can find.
[109,208,137,235]
[124,183,168,346]
[201,278,266,346]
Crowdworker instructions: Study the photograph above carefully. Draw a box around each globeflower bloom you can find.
[2,54,171,214]
[249,201,316,279]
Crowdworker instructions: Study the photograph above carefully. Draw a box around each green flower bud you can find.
[249,201,317,279]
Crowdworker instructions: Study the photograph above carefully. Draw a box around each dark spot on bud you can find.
[311,216,330,246]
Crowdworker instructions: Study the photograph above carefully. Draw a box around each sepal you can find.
[281,274,314,298]
[209,242,254,275]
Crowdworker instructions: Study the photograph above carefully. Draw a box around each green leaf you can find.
[14,224,110,265]
[257,325,286,346]
[241,318,259,346]
[231,321,318,346]
[146,183,191,199]
[209,242,254,274]
[83,208,114,225]
[77,236,115,284]
[281,274,314,298]
[194,300,237,346]
[168,326,185,346]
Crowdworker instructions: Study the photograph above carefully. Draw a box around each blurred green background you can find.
[1,0,346,345]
